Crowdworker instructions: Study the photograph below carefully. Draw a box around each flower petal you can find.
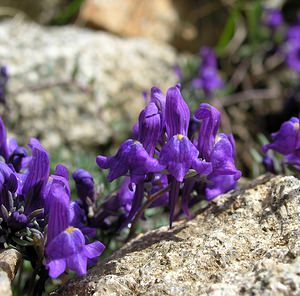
[47,259,66,279]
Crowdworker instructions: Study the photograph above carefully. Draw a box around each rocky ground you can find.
[51,174,300,296]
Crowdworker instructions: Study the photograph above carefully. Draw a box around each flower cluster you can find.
[97,85,241,227]
[192,47,224,99]
[0,83,241,287]
[263,116,300,169]
[264,8,300,74]
[285,12,300,73]
[0,118,105,279]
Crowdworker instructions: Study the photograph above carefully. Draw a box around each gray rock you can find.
[54,175,300,295]
[0,20,177,150]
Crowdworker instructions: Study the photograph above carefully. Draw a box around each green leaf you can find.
[52,0,85,25]
[216,8,240,53]
[246,1,263,48]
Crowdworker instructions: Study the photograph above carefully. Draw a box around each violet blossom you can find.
[192,47,224,99]
[96,139,164,184]
[263,116,300,169]
[45,182,105,278]
[73,168,96,211]
[285,12,300,73]
[97,84,241,229]
[263,8,283,30]
[0,66,8,104]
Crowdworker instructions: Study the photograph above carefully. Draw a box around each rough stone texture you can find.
[54,175,300,295]
[0,249,22,296]
[79,0,179,43]
[0,248,22,281]
[0,20,177,149]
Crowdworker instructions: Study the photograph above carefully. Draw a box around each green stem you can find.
[15,260,23,296]
[126,184,171,242]
[33,266,48,296]
[27,268,37,296]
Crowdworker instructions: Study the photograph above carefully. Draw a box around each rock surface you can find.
[0,20,177,149]
[54,175,300,295]
[79,0,179,43]
[0,249,22,296]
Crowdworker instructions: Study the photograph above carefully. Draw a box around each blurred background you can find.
[0,0,300,182]
[1,1,300,293]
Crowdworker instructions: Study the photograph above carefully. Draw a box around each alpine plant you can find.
[0,84,241,286]
[97,84,241,228]
[0,118,105,280]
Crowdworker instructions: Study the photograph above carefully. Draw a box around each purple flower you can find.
[174,65,183,81]
[286,41,300,73]
[137,102,162,156]
[263,154,276,173]
[69,201,96,238]
[45,183,105,278]
[205,134,241,199]
[263,116,300,169]
[116,177,135,213]
[46,183,70,243]
[46,227,104,278]
[94,85,242,228]
[287,25,300,42]
[0,66,8,104]
[263,8,283,29]
[22,138,50,215]
[151,87,166,117]
[96,139,164,184]
[165,85,190,138]
[54,164,69,180]
[148,174,169,207]
[0,117,9,162]
[9,146,29,173]
[43,164,70,214]
[0,119,31,172]
[192,47,224,98]
[93,178,135,230]
[205,175,237,200]
[208,134,241,180]
[0,162,18,213]
[7,211,28,231]
[263,117,300,155]
[150,86,166,139]
[284,150,300,169]
[192,68,224,99]
[200,47,218,68]
[159,134,212,182]
[284,12,300,73]
[73,169,95,207]
[194,103,221,160]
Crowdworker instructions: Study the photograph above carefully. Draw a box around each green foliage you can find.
[52,0,85,25]
[216,6,241,53]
